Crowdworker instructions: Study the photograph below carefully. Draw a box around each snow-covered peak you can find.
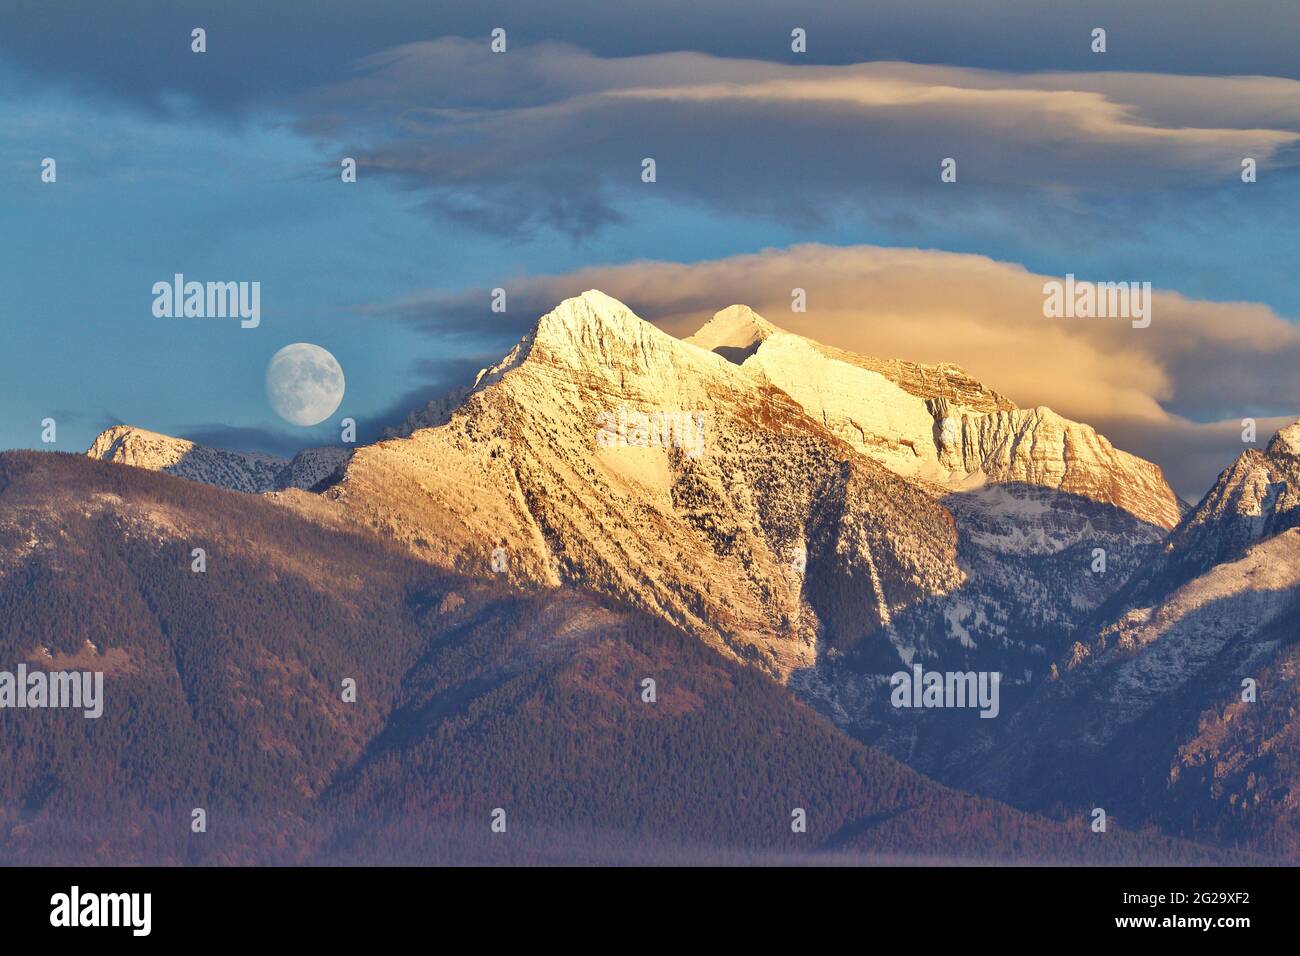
[326,288,973,679]
[534,290,661,351]
[389,291,725,440]
[1267,419,1300,457]
[88,425,288,493]
[685,305,782,361]
[1103,418,1300,613]
[735,328,1181,528]
[514,290,742,411]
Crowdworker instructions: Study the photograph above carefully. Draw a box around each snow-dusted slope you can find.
[87,425,289,494]
[1126,421,1300,596]
[690,306,1182,529]
[739,330,950,481]
[1073,528,1299,739]
[1073,417,1300,714]
[324,291,966,678]
[86,425,350,493]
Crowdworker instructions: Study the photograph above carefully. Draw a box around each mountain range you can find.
[26,289,1297,863]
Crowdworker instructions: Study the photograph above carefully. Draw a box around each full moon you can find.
[265,343,345,426]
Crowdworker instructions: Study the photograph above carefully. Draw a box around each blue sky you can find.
[2,1,1298,497]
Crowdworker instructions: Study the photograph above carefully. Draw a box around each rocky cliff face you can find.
[943,407,1183,529]
[1078,419,1300,729]
[1121,423,1300,601]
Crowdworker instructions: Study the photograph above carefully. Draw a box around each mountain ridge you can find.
[87,424,351,493]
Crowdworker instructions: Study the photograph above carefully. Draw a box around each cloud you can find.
[13,2,1300,116]
[374,243,1300,500]
[1098,414,1297,504]
[298,41,1300,237]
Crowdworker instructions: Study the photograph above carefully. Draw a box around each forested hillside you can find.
[0,452,1248,864]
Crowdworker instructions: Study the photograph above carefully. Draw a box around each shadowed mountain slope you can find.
[956,422,1300,860]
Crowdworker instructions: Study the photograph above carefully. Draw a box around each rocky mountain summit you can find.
[87,425,350,493]
[691,304,1182,529]
[320,291,965,678]
[1115,419,1300,605]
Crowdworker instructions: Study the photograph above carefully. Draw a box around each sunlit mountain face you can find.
[1,2,1298,867]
